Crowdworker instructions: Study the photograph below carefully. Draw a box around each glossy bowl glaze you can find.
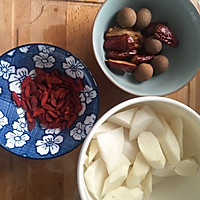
[93,0,200,96]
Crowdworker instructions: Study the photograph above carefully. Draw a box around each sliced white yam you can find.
[103,186,143,200]
[123,128,139,163]
[83,154,91,168]
[137,131,166,170]
[129,106,154,140]
[108,107,138,129]
[156,115,181,166]
[84,157,108,200]
[142,105,166,136]
[170,116,184,158]
[93,122,118,138]
[126,152,150,189]
[175,158,199,176]
[88,139,99,164]
[97,127,124,174]
[152,163,176,177]
[106,153,131,175]
[102,162,131,197]
[141,169,152,199]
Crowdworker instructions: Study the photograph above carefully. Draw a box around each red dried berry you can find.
[12,91,21,107]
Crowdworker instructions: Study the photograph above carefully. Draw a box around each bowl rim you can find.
[92,0,200,96]
[77,96,200,199]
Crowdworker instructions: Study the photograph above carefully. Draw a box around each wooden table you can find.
[0,0,199,199]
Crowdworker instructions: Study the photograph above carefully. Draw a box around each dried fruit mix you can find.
[104,7,179,82]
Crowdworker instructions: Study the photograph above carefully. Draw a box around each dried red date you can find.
[107,49,138,60]
[104,34,139,51]
[106,59,137,73]
[143,22,168,37]
[130,55,154,65]
[154,24,179,48]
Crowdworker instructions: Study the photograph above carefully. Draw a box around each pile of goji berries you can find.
[12,68,84,131]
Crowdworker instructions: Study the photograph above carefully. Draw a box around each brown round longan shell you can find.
[135,8,152,29]
[134,63,153,82]
[116,7,137,28]
[144,37,162,55]
[151,55,169,74]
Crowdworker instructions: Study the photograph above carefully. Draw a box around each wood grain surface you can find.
[0,0,199,199]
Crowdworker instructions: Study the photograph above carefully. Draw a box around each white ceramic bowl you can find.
[77,96,200,200]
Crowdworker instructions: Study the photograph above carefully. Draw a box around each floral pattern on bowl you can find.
[0,44,99,159]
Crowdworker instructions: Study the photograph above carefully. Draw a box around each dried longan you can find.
[144,37,162,55]
[133,63,153,82]
[135,8,152,29]
[151,55,169,74]
[116,7,137,28]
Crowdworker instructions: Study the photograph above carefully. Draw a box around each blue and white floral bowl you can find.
[0,43,99,159]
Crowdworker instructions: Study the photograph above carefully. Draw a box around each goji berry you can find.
[67,114,78,128]
[30,81,37,94]
[43,104,56,112]
[25,98,32,112]
[59,90,69,99]
[56,99,65,109]
[41,90,49,106]
[30,95,38,111]
[54,88,65,99]
[26,111,34,123]
[37,83,47,91]
[45,113,54,122]
[12,91,21,107]
[50,91,57,107]
[46,73,62,84]
[33,108,45,117]
[77,77,84,91]
[21,100,28,110]
[21,76,32,89]
[25,84,31,98]
[48,110,58,119]
[28,119,36,131]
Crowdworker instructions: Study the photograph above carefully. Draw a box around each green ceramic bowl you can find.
[93,0,200,96]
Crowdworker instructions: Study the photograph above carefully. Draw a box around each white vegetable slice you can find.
[142,105,166,136]
[141,169,152,198]
[137,131,166,170]
[170,116,184,158]
[93,122,118,138]
[129,106,154,140]
[152,163,176,177]
[108,107,138,129]
[102,186,143,200]
[123,128,139,163]
[83,154,91,169]
[155,115,181,166]
[175,158,199,176]
[126,152,150,189]
[88,139,99,164]
[106,153,131,175]
[97,127,124,174]
[101,162,131,197]
[84,157,108,200]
